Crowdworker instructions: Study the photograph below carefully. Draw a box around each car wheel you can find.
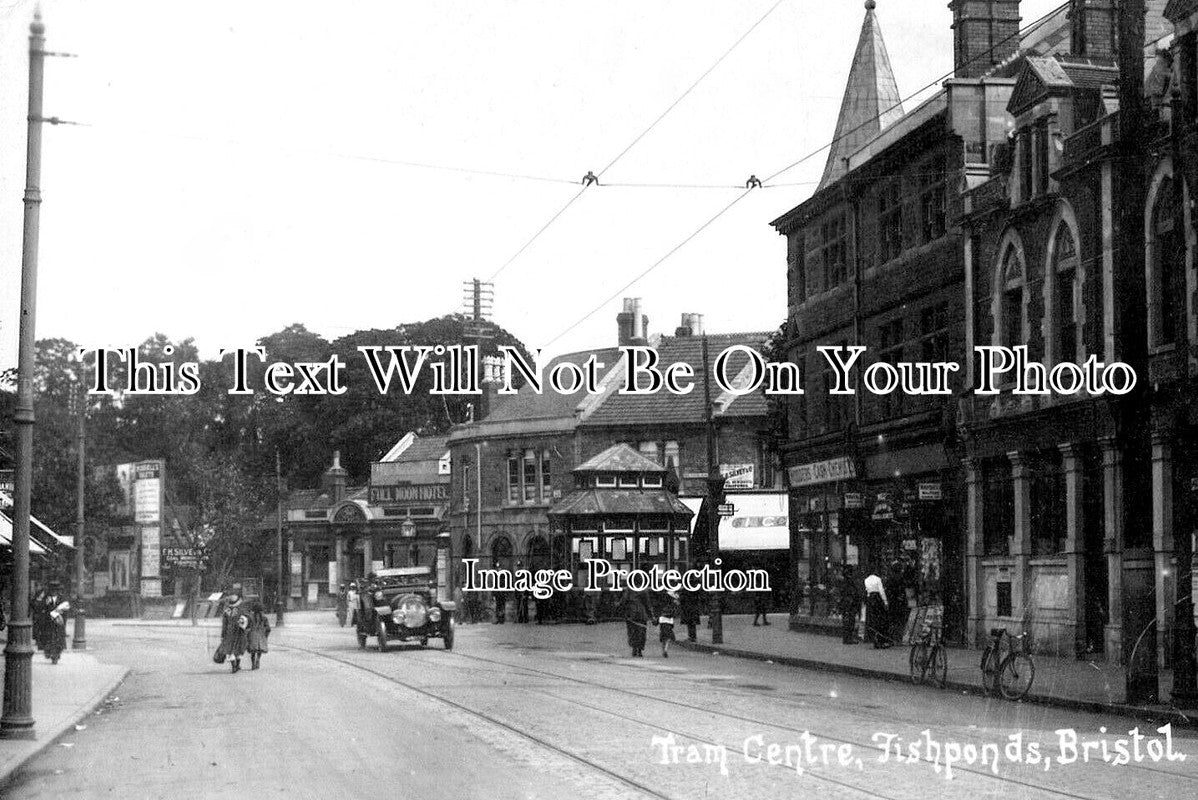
[443,625,454,651]
[376,622,388,653]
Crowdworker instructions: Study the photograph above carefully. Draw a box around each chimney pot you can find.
[949,0,1022,79]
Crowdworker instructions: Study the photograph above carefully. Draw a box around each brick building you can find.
[445,301,783,611]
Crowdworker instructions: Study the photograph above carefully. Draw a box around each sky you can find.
[0,0,1065,371]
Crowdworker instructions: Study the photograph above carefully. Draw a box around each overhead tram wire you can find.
[541,1,1070,349]
[485,0,790,282]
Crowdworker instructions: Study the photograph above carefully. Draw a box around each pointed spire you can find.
[818,1,903,189]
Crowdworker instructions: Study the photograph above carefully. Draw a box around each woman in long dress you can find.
[220,591,249,673]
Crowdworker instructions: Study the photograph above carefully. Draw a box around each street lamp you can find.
[71,382,86,649]
[1,11,47,741]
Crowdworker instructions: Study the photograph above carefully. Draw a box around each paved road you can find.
[5,616,1198,799]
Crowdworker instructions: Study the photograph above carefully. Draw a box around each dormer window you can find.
[618,475,638,488]
[595,474,616,488]
[1016,120,1052,204]
[642,475,663,488]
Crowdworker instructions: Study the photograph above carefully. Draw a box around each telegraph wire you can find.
[595,0,789,178]
[485,0,789,282]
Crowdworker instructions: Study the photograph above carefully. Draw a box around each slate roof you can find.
[819,2,904,190]
[284,485,367,511]
[547,489,694,517]
[392,435,449,463]
[579,332,772,427]
[575,443,667,474]
[485,348,623,423]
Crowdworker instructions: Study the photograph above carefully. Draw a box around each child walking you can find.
[247,600,272,670]
[658,590,679,658]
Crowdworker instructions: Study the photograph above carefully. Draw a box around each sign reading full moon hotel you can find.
[369,483,449,504]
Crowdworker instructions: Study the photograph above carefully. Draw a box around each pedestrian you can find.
[335,583,348,627]
[246,600,271,670]
[752,586,771,626]
[219,589,250,673]
[493,590,507,624]
[657,590,679,658]
[42,580,69,664]
[516,588,530,624]
[30,585,47,651]
[679,587,701,642]
[839,564,863,644]
[622,587,653,657]
[347,580,360,628]
[864,570,891,649]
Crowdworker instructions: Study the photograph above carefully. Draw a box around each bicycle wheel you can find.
[999,653,1035,700]
[980,645,998,695]
[909,642,928,684]
[929,644,947,688]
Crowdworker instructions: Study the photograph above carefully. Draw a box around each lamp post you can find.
[1,11,47,741]
[72,385,86,649]
[275,449,285,627]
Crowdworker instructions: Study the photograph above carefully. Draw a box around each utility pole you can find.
[2,10,47,740]
[1114,0,1157,706]
[276,449,285,627]
[461,278,494,416]
[702,335,725,645]
[72,385,86,649]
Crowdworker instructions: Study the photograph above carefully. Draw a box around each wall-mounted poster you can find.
[109,551,131,592]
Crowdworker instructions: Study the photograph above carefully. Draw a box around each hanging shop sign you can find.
[872,498,894,520]
[918,482,942,501]
[720,464,755,490]
[844,492,863,509]
[788,457,856,487]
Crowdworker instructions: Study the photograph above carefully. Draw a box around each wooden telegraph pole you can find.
[1,10,47,740]
[276,449,285,628]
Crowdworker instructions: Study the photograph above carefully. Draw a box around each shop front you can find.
[788,454,963,642]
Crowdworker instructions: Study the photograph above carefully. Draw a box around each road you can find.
[4,614,1197,799]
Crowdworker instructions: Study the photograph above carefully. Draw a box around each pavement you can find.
[0,647,129,789]
[676,614,1197,726]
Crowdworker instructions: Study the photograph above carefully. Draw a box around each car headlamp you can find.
[373,591,384,601]
[428,608,441,622]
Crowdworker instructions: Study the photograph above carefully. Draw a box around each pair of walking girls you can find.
[623,588,679,658]
[217,590,271,673]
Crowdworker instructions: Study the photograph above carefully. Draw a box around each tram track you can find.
[275,630,1144,800]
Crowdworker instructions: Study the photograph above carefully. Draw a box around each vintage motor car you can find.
[355,566,455,651]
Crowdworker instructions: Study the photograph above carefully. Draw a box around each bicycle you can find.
[980,627,1035,700]
[908,624,948,688]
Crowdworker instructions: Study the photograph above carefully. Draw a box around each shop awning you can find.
[716,493,789,551]
[0,512,50,555]
[679,497,704,536]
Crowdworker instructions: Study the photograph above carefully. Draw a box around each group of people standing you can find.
[216,589,271,673]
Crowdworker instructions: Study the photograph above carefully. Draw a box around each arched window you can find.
[999,246,1025,351]
[1151,176,1186,346]
[1051,223,1081,363]
[491,536,513,571]
[527,536,551,572]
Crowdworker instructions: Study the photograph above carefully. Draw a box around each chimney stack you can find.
[322,450,348,504]
[674,313,705,337]
[617,297,649,346]
[1069,0,1116,62]
[949,0,1022,79]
